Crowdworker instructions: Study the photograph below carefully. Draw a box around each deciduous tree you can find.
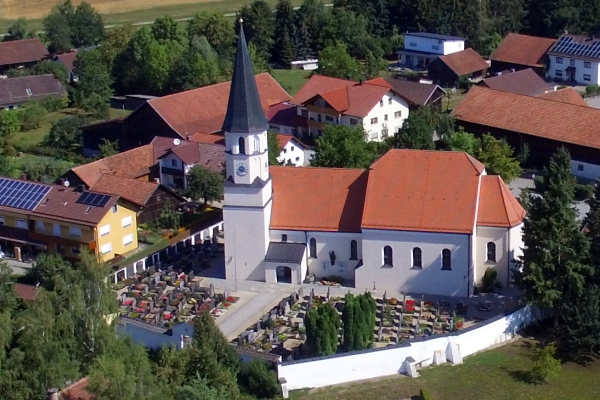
[43,0,75,53]
[4,18,31,41]
[311,125,378,168]
[267,131,282,165]
[186,165,224,205]
[73,49,113,118]
[72,1,104,48]
[44,115,87,152]
[316,42,361,79]
[475,134,521,183]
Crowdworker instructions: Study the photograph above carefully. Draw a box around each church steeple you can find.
[222,20,268,133]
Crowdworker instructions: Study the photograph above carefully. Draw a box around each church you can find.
[222,25,526,298]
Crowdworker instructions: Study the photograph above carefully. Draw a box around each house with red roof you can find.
[490,33,556,75]
[220,23,526,297]
[0,38,48,74]
[427,48,489,86]
[290,75,411,141]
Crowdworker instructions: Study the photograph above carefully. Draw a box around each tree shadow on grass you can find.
[505,368,536,385]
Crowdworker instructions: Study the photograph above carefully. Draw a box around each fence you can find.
[277,305,539,391]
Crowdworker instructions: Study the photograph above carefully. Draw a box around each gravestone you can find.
[270,309,278,319]
[179,280,185,290]
[298,287,304,299]
[269,330,275,342]
[378,326,383,342]
[238,335,244,346]
[262,314,269,325]
[209,284,215,298]
[247,331,256,344]
[284,303,291,315]
[224,290,230,300]
[154,274,161,285]
[256,321,261,332]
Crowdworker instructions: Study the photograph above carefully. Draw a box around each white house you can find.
[222,24,525,298]
[276,134,313,166]
[546,34,600,85]
[397,32,465,69]
[290,76,410,142]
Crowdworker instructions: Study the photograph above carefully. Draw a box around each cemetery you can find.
[232,286,521,360]
[116,267,240,330]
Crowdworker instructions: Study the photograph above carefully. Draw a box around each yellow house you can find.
[0,177,139,262]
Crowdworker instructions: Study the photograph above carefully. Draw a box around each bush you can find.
[586,84,600,96]
[19,101,47,130]
[41,95,68,112]
[420,388,432,400]
[238,360,280,399]
[531,343,560,383]
[264,317,275,330]
[574,183,595,201]
[481,268,498,293]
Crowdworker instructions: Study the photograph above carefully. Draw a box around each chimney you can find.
[359,79,364,85]
[20,174,27,181]
[154,178,160,184]
[47,388,59,400]
[77,184,85,193]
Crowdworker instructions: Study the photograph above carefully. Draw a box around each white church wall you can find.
[509,223,524,286]
[270,230,307,243]
[277,305,537,390]
[306,231,363,281]
[474,226,510,289]
[224,200,272,282]
[357,229,471,297]
[224,180,273,208]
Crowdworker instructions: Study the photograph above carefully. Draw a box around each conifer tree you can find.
[305,302,340,355]
[516,147,592,324]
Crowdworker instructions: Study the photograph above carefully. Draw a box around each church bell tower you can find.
[222,20,272,282]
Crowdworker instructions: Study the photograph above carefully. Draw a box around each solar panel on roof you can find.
[0,178,51,211]
[76,191,110,208]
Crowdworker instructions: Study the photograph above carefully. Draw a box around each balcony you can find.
[305,104,340,117]
[161,166,184,177]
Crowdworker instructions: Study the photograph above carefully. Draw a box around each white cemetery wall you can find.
[277,305,537,390]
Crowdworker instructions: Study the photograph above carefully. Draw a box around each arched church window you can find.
[309,238,316,258]
[350,240,358,260]
[238,137,246,155]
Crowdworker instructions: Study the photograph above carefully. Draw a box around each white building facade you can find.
[397,33,465,69]
[546,34,600,85]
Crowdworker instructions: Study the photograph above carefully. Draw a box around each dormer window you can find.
[26,89,32,96]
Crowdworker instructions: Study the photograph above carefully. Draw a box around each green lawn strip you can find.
[270,69,311,96]
[290,338,600,400]
[1,0,305,34]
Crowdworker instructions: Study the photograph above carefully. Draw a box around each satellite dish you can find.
[173,138,181,146]
[64,180,70,187]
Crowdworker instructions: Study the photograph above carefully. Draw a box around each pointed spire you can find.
[221,20,269,133]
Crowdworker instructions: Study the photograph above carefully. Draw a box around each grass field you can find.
[290,338,600,400]
[270,69,311,96]
[0,0,304,34]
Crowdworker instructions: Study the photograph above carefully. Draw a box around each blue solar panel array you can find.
[76,191,111,207]
[0,178,51,211]
[552,36,600,58]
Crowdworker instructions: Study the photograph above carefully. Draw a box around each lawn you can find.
[0,0,304,34]
[441,89,465,112]
[13,107,130,151]
[290,338,600,400]
[270,69,311,96]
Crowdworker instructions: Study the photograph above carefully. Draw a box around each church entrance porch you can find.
[264,242,307,284]
[276,266,292,283]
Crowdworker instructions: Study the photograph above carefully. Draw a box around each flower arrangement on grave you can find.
[388,298,398,306]
[262,343,272,351]
[405,299,415,312]
[223,302,231,308]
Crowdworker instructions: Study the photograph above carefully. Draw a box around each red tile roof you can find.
[0,74,66,107]
[362,150,485,233]
[491,33,557,68]
[277,134,308,150]
[451,86,600,150]
[291,75,391,118]
[14,283,39,301]
[479,68,553,96]
[90,174,159,206]
[188,132,226,145]
[146,73,290,135]
[477,175,525,227]
[271,149,523,233]
[438,48,489,77]
[535,87,587,106]
[56,51,77,72]
[270,166,367,232]
[0,38,48,66]
[59,377,91,400]
[384,78,446,106]
[33,185,118,225]
[71,145,155,187]
[267,103,308,128]
[171,142,225,170]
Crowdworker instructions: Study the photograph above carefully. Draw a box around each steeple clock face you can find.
[236,162,248,176]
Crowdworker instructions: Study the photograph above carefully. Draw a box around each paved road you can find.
[586,95,600,109]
